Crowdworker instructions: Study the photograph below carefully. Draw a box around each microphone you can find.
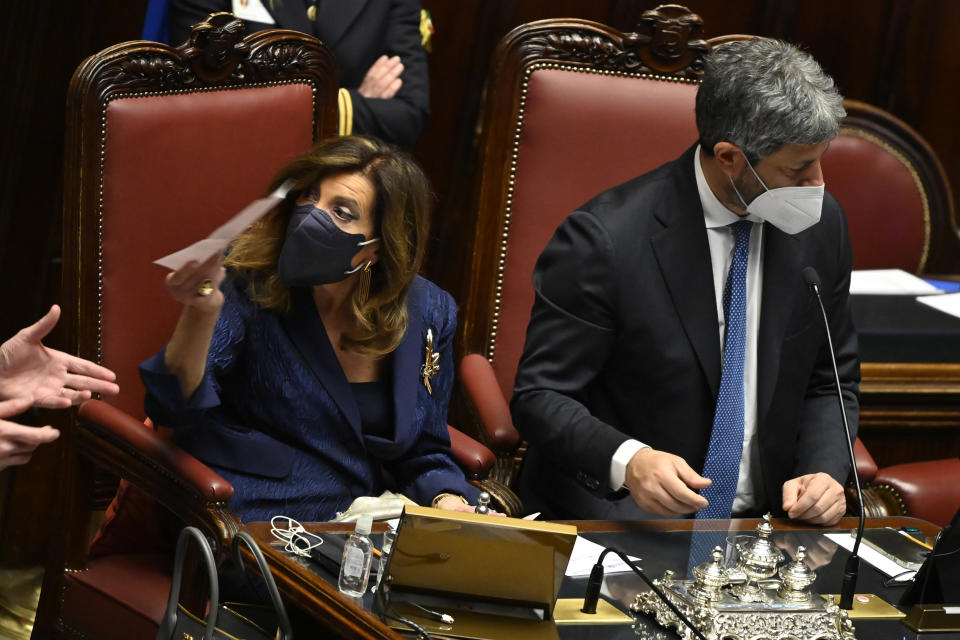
[581,546,707,640]
[801,266,865,611]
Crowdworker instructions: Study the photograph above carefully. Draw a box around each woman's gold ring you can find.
[196,279,215,296]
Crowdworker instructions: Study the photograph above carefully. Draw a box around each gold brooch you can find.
[421,328,440,394]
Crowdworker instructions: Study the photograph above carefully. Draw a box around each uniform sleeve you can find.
[139,281,249,427]
[168,0,230,45]
[510,210,632,494]
[387,288,480,505]
[341,0,429,148]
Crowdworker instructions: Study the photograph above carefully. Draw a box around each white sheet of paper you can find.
[917,292,960,320]
[850,269,943,295]
[154,181,292,270]
[823,532,916,582]
[565,535,640,577]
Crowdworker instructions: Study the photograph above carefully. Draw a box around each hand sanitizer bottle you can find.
[338,514,374,597]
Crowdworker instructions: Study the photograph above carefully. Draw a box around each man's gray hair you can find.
[696,39,846,162]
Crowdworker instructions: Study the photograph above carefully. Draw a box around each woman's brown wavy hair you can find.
[225,135,433,358]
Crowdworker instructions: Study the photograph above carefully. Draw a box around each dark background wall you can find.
[1,0,958,560]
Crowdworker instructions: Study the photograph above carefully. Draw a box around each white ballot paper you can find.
[565,535,641,577]
[917,292,960,320]
[849,269,943,296]
[823,532,916,583]
[154,181,293,270]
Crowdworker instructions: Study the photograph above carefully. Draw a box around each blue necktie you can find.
[697,220,753,520]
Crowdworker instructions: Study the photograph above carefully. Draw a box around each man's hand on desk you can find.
[624,448,711,516]
[782,472,846,526]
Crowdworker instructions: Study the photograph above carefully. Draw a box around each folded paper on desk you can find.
[824,532,916,582]
[850,269,944,295]
[565,536,640,577]
[154,181,292,270]
[917,292,960,320]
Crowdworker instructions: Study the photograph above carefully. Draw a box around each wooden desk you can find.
[244,516,939,640]
[854,294,960,467]
[860,362,960,467]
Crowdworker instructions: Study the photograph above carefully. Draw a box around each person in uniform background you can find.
[169,0,431,148]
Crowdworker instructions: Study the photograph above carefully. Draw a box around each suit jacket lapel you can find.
[281,288,362,437]
[265,0,313,36]
[315,0,369,48]
[652,148,722,397]
[391,285,421,444]
[756,225,802,424]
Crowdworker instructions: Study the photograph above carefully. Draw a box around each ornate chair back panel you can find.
[100,85,315,418]
[492,67,699,399]
[822,130,928,273]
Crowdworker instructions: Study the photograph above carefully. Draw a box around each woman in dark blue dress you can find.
[141,135,478,523]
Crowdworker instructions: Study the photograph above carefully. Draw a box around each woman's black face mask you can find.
[277,203,378,287]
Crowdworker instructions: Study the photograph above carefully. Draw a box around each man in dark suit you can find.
[169,0,429,148]
[511,39,859,525]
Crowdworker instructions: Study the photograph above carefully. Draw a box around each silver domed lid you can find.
[779,546,816,590]
[739,514,783,568]
[693,546,729,589]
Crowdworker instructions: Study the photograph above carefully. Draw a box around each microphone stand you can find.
[582,547,708,640]
[803,266,865,611]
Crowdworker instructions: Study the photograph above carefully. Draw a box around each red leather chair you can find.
[34,15,340,639]
[822,100,960,274]
[449,6,959,521]
[822,103,960,524]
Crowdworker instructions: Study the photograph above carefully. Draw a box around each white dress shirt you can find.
[610,146,766,514]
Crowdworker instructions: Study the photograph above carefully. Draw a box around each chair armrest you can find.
[874,458,960,527]
[854,437,878,483]
[459,353,520,451]
[77,399,242,546]
[447,424,495,478]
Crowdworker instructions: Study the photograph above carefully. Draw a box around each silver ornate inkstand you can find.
[631,515,855,640]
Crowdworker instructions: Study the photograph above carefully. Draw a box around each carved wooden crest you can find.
[181,11,250,83]
[518,4,709,78]
[92,12,335,100]
[634,4,709,73]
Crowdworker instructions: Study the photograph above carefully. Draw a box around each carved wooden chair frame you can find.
[837,99,959,274]
[35,14,339,638]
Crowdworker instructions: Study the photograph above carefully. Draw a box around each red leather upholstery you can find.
[853,437,878,483]
[101,85,314,419]
[874,458,960,527]
[822,130,926,272]
[494,69,699,399]
[459,354,520,451]
[447,425,496,478]
[61,554,171,640]
[81,399,233,501]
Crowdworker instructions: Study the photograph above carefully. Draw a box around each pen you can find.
[899,531,934,550]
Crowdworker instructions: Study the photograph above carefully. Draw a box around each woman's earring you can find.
[356,261,373,304]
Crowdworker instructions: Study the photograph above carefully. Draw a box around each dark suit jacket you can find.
[169,0,429,147]
[141,275,476,523]
[511,145,861,520]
